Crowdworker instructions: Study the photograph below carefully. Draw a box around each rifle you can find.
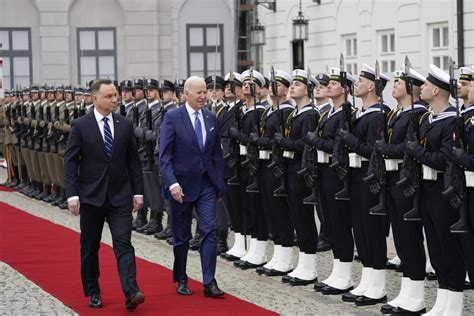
[265,66,288,196]
[363,60,388,215]
[397,56,423,221]
[297,68,319,203]
[330,54,351,200]
[132,85,140,128]
[118,84,126,116]
[44,105,51,152]
[143,107,154,172]
[226,71,241,186]
[441,58,468,233]
[78,99,86,117]
[244,68,260,193]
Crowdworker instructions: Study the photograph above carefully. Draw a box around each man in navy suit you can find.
[159,76,226,297]
[64,79,145,310]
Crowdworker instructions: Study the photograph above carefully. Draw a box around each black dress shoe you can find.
[233,259,245,267]
[220,252,240,262]
[390,306,426,315]
[289,277,317,286]
[395,264,404,273]
[177,280,192,295]
[321,285,353,295]
[239,261,265,270]
[255,266,268,275]
[342,292,360,302]
[355,295,387,306]
[281,274,292,283]
[464,281,472,290]
[316,239,331,252]
[314,281,327,292]
[89,292,102,308]
[380,303,396,314]
[155,226,172,239]
[125,291,145,310]
[204,280,224,297]
[264,268,292,277]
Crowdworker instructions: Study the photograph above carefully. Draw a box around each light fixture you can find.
[256,0,276,12]
[292,0,309,42]
[250,18,266,46]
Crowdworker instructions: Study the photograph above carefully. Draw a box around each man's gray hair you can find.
[184,76,205,92]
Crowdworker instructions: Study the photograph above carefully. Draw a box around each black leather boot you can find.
[132,207,148,230]
[216,230,229,255]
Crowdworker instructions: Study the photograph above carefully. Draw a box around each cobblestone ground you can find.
[1,169,473,315]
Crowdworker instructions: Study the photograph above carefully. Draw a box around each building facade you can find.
[0,0,236,89]
[252,0,474,104]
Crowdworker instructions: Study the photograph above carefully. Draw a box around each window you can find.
[186,24,224,77]
[342,34,358,75]
[378,30,396,73]
[77,28,117,85]
[429,23,449,71]
[0,28,32,90]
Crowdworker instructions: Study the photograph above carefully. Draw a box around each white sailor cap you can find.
[224,72,243,86]
[329,67,356,86]
[459,66,474,81]
[268,69,292,88]
[394,67,426,87]
[426,64,450,91]
[292,69,319,87]
[241,69,265,87]
[359,63,391,86]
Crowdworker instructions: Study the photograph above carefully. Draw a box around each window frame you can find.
[429,23,449,71]
[0,27,33,89]
[186,24,224,78]
[77,27,117,85]
[342,34,358,75]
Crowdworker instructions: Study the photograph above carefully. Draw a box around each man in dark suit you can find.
[64,79,145,310]
[159,76,226,297]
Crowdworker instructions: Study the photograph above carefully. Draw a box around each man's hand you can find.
[68,199,80,216]
[273,132,283,145]
[133,196,144,212]
[171,185,185,204]
[249,132,259,144]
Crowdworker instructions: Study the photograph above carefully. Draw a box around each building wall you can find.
[0,0,235,87]
[256,0,474,106]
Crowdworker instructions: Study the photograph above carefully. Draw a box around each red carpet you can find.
[0,186,16,192]
[0,202,277,315]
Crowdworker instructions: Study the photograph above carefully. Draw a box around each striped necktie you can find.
[102,117,113,159]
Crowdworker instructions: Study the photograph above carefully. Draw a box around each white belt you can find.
[239,144,247,156]
[317,150,331,164]
[422,165,438,181]
[283,151,295,159]
[465,171,474,187]
[349,153,368,168]
[259,150,271,160]
[384,159,403,171]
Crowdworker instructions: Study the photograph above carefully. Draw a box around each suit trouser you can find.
[287,162,318,254]
[80,199,139,297]
[421,178,465,291]
[170,174,218,285]
[387,172,426,280]
[319,164,354,262]
[350,164,387,270]
[260,163,294,247]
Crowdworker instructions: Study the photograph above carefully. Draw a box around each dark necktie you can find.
[102,117,113,159]
[194,111,204,150]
